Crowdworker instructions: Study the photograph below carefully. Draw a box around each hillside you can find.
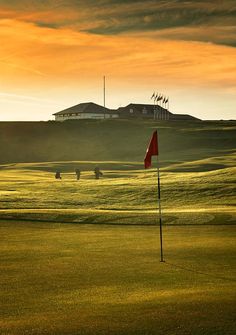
[0,119,235,224]
[0,120,235,168]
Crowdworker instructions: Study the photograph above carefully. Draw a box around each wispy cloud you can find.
[0,18,235,93]
[0,1,235,120]
[0,92,57,105]
[0,1,236,46]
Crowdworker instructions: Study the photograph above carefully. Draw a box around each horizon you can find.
[0,1,236,121]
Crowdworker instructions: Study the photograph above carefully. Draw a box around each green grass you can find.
[0,120,235,334]
[0,120,235,165]
[0,119,235,224]
[0,222,235,335]
[0,159,235,224]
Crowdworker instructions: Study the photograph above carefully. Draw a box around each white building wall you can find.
[55,113,119,121]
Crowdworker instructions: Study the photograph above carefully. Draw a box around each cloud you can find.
[0,18,236,94]
[135,25,236,47]
[0,1,236,46]
[0,92,57,105]
[0,1,235,121]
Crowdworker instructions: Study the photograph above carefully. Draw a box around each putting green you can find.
[1,222,235,335]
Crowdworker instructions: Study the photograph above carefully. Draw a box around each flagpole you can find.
[157,155,164,262]
[103,75,106,119]
[159,96,162,120]
[144,130,164,262]
[164,97,167,121]
[153,95,156,120]
[156,93,159,120]
[168,97,170,120]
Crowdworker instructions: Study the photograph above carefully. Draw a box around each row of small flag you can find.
[151,92,169,104]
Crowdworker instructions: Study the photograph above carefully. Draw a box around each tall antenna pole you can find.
[103,75,106,119]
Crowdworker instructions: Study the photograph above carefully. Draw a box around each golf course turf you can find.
[0,119,235,334]
[1,222,235,335]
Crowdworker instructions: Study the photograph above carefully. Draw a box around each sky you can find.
[0,0,236,121]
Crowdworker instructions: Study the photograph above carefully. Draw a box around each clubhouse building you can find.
[53,102,199,121]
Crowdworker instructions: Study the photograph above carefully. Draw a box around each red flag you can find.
[144,130,158,168]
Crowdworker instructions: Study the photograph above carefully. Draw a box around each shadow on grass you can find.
[165,261,236,282]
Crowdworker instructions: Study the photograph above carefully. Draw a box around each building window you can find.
[129,108,134,114]
[142,108,147,114]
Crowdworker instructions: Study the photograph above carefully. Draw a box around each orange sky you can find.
[0,1,236,120]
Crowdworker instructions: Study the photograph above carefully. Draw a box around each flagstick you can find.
[157,156,164,262]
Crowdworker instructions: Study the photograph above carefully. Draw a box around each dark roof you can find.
[53,102,114,115]
[170,114,200,120]
[118,103,155,113]
[117,103,173,115]
[53,101,200,120]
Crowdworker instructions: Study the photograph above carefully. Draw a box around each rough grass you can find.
[0,222,235,335]
[0,120,235,165]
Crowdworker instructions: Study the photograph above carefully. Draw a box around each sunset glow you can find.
[0,1,236,120]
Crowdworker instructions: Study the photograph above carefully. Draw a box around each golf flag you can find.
[144,130,164,262]
[144,130,158,168]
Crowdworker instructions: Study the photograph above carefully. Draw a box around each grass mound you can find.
[0,161,235,224]
[0,119,235,165]
[0,119,235,224]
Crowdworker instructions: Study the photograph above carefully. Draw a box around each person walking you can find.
[75,168,81,180]
[55,171,62,179]
[94,166,103,179]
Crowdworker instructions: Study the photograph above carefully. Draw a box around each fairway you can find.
[0,120,235,224]
[0,120,235,334]
[1,222,235,335]
[1,0,236,331]
[0,160,235,225]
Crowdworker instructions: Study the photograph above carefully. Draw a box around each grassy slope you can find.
[0,120,235,335]
[1,222,235,335]
[0,163,235,224]
[0,120,235,165]
[0,120,235,224]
